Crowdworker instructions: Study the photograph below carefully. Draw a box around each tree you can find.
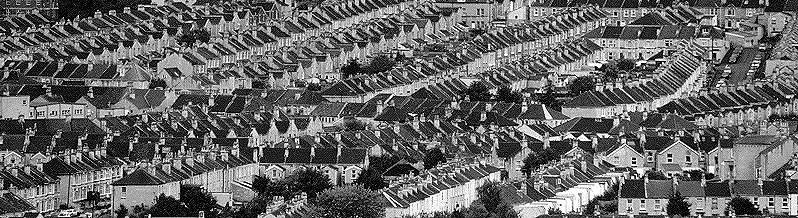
[305,185,386,218]
[181,185,219,217]
[307,83,322,91]
[682,170,704,181]
[355,156,401,191]
[285,168,332,199]
[464,82,491,102]
[340,118,368,131]
[666,192,691,217]
[645,170,669,180]
[87,191,100,209]
[423,148,446,169]
[521,148,559,176]
[193,29,211,44]
[495,86,522,103]
[364,55,396,75]
[476,182,503,213]
[424,43,447,52]
[569,76,595,96]
[115,205,128,218]
[617,59,636,71]
[728,196,762,215]
[599,61,619,81]
[149,194,188,217]
[177,29,211,47]
[340,59,362,79]
[149,79,167,89]
[252,175,272,194]
[548,207,563,215]
[537,85,561,111]
[355,167,388,190]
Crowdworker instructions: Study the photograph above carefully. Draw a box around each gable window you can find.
[631,157,637,167]
[685,155,691,163]
[666,153,673,163]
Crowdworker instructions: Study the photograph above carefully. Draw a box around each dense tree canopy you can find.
[521,148,560,176]
[464,82,492,102]
[285,168,332,199]
[666,192,691,217]
[181,185,220,217]
[423,148,447,169]
[569,76,595,96]
[178,29,211,47]
[149,194,188,217]
[341,59,362,79]
[645,170,669,180]
[728,197,761,215]
[495,86,523,103]
[305,185,386,218]
[536,85,561,111]
[341,118,368,131]
[355,156,401,190]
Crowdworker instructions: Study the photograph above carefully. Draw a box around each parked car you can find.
[57,209,79,218]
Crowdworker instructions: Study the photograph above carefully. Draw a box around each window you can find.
[630,10,636,17]
[712,198,718,209]
[667,153,673,163]
[631,157,637,166]
[726,9,734,16]
[21,100,26,105]
[714,156,719,165]
[654,199,661,210]
[49,110,56,116]
[121,187,126,199]
[784,199,789,208]
[639,199,646,210]
[747,9,753,17]
[75,109,82,115]
[697,198,704,209]
[685,155,691,163]
[768,197,774,207]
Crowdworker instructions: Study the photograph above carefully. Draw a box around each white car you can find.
[57,209,79,218]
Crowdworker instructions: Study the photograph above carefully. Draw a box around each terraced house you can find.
[381,162,501,217]
[562,41,708,118]
[320,7,608,103]
[620,178,798,216]
[110,152,256,212]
